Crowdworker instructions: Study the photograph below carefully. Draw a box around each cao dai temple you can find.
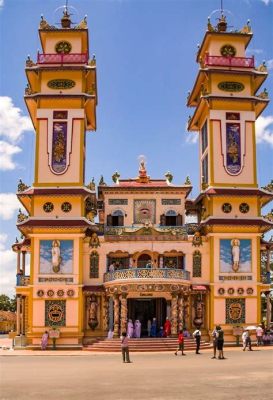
[13,8,273,347]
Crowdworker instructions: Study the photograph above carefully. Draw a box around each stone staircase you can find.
[83,337,211,352]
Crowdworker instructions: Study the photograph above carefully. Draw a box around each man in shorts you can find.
[174,329,186,356]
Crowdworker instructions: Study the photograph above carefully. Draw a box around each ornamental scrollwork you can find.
[262,180,273,192]
[17,209,28,223]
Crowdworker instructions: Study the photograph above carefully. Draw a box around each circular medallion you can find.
[61,202,72,213]
[47,289,54,297]
[246,288,254,295]
[237,287,244,295]
[220,44,236,57]
[47,303,64,324]
[222,203,232,213]
[55,41,72,54]
[37,290,45,297]
[218,81,244,92]
[218,288,225,295]
[227,288,235,295]
[120,285,128,292]
[239,203,249,214]
[57,289,65,297]
[67,289,75,297]
[43,202,54,213]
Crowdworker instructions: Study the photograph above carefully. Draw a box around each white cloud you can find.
[255,115,273,147]
[0,234,16,297]
[260,0,272,5]
[0,140,22,170]
[0,193,22,220]
[0,97,33,143]
[185,133,198,144]
[0,0,3,7]
[266,59,273,70]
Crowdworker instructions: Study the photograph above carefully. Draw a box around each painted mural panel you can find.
[220,239,251,273]
[52,121,67,173]
[226,298,245,324]
[226,122,241,174]
[134,200,156,224]
[40,240,73,274]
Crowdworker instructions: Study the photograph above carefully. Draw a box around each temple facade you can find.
[13,9,273,347]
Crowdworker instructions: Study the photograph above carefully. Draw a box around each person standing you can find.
[127,319,134,338]
[41,331,49,350]
[150,317,157,337]
[134,320,141,338]
[256,325,264,346]
[163,317,171,337]
[211,327,218,359]
[120,332,131,363]
[216,325,225,359]
[174,329,186,356]
[193,328,201,354]
[242,329,253,351]
[147,319,151,337]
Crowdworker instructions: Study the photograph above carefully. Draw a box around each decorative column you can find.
[21,297,25,334]
[113,294,120,337]
[266,292,272,329]
[16,295,21,335]
[266,249,271,284]
[102,295,109,332]
[171,293,178,336]
[120,293,128,334]
[17,251,21,274]
[22,251,26,275]
[183,295,190,329]
[177,294,184,331]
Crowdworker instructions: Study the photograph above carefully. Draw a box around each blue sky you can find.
[0,0,272,295]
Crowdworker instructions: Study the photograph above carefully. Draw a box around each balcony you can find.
[16,274,30,286]
[104,268,190,283]
[204,54,254,68]
[37,52,88,65]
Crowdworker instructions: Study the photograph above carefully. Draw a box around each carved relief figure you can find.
[88,295,98,330]
[231,239,240,272]
[193,299,204,328]
[52,240,62,273]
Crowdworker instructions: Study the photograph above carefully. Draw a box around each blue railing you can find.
[104,268,190,282]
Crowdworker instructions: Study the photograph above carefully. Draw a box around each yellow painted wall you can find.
[212,196,258,218]
[33,196,82,217]
[43,33,83,54]
[207,36,246,58]
[41,70,83,93]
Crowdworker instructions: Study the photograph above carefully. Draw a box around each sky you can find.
[0,0,272,296]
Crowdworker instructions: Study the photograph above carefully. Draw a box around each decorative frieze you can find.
[108,199,128,205]
[161,199,181,205]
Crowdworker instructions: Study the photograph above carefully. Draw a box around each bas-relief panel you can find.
[226,122,241,175]
[40,240,73,274]
[52,121,67,173]
[134,200,156,224]
[225,298,245,324]
[220,239,251,273]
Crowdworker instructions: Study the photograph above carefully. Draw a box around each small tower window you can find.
[90,251,99,278]
[201,121,208,154]
[107,209,124,226]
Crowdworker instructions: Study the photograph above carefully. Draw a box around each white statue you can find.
[231,239,240,272]
[52,240,62,272]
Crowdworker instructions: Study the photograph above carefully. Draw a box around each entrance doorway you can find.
[128,298,167,336]
[137,253,151,268]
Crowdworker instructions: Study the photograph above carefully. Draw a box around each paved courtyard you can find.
[1,348,273,400]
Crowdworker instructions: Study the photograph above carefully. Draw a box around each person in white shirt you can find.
[192,328,201,354]
[256,325,264,346]
[242,329,253,351]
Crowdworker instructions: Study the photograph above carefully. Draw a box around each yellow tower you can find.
[187,15,273,335]
[14,8,98,347]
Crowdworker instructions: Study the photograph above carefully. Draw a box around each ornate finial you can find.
[184,176,191,185]
[15,237,19,243]
[99,175,106,186]
[17,209,28,223]
[137,155,150,183]
[112,171,120,184]
[217,13,227,32]
[61,2,72,29]
[25,83,32,95]
[207,17,214,32]
[75,15,88,29]
[26,55,35,67]
[17,179,30,192]
[262,180,273,192]
[165,171,173,184]
[241,19,252,34]
[86,178,96,191]
[39,15,50,29]
[89,54,96,66]
[89,232,100,248]
[258,88,269,99]
[264,209,273,222]
[257,60,267,72]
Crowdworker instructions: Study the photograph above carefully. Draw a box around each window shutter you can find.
[107,214,112,226]
[176,214,183,226]
[160,214,166,226]
[118,215,124,226]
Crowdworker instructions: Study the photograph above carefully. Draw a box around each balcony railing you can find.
[104,224,199,236]
[104,268,190,282]
[37,52,88,65]
[204,54,254,68]
[16,274,30,286]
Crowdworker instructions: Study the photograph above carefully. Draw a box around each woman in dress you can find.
[41,331,49,350]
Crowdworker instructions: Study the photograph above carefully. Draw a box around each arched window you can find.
[90,251,99,278]
[192,251,202,277]
[160,210,182,226]
[107,209,124,226]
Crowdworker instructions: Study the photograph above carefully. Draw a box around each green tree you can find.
[0,294,16,312]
